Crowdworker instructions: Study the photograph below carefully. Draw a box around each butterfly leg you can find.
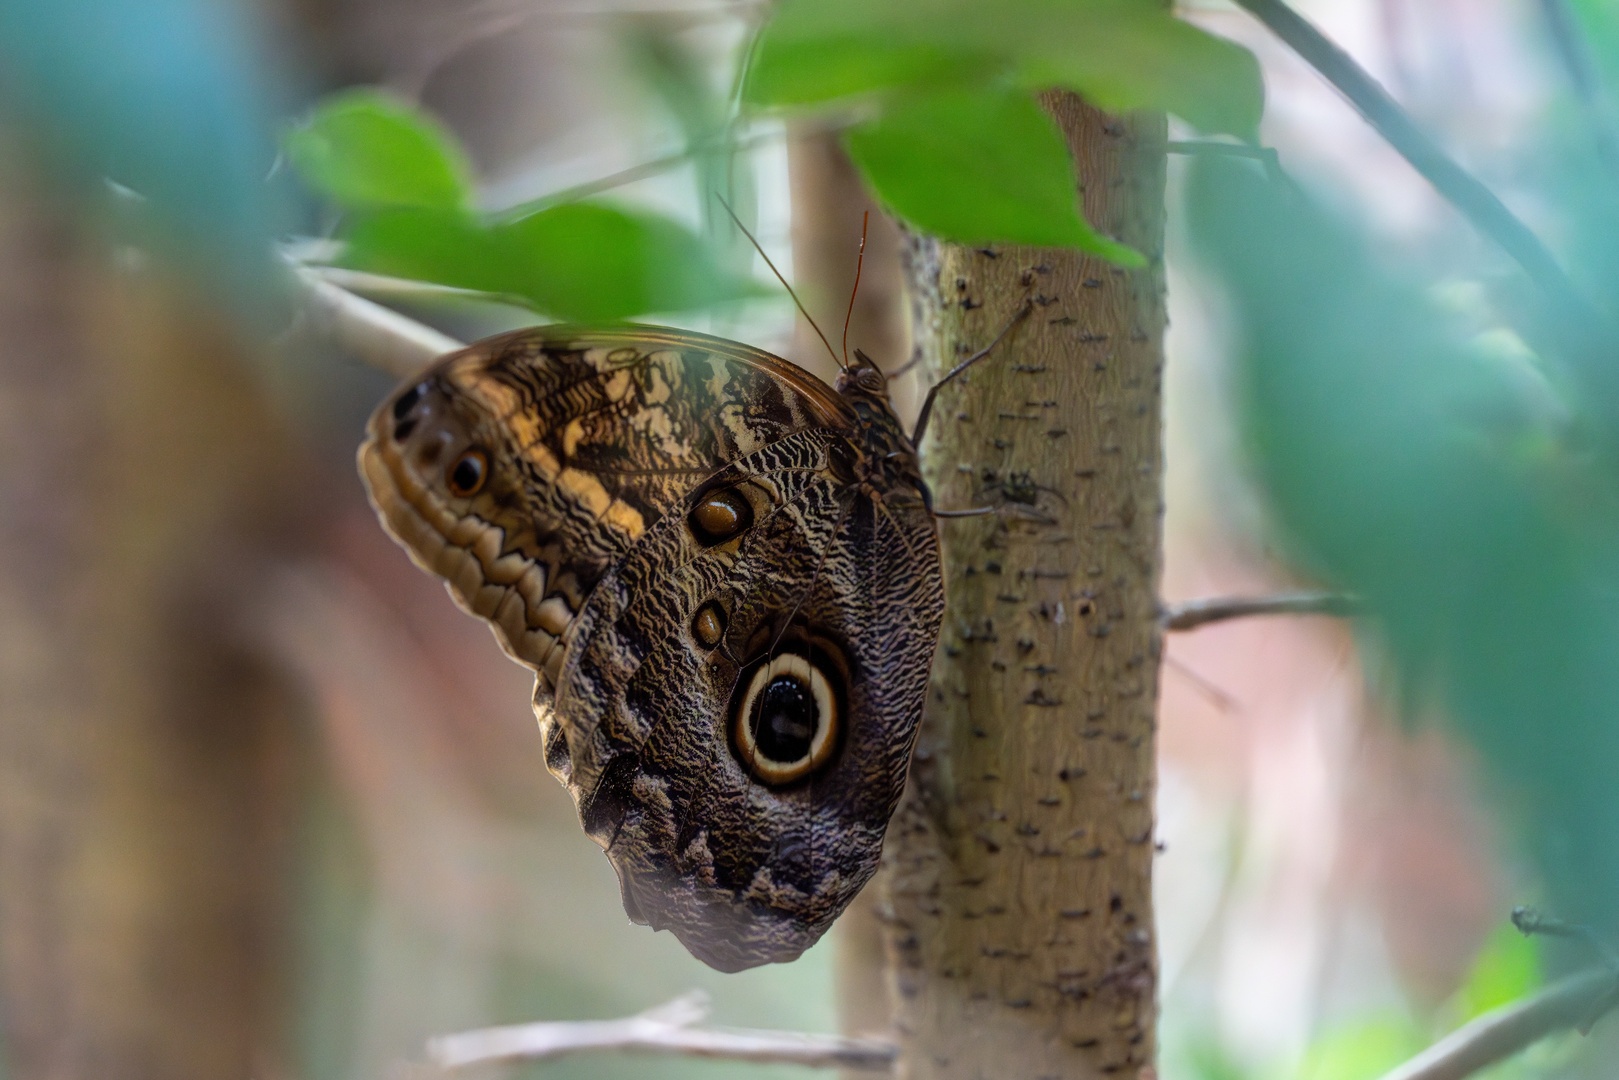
[909,299,1034,446]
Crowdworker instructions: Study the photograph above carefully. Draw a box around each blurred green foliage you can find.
[745,0,1261,259]
[1455,921,1542,1020]
[0,0,290,320]
[1296,1015,1427,1080]
[283,90,472,212]
[289,0,1264,298]
[340,203,761,325]
[1189,152,1619,932]
[616,24,752,250]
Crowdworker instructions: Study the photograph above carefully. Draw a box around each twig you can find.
[1512,906,1619,971]
[491,121,837,223]
[1230,0,1595,327]
[1374,968,1616,1080]
[284,262,463,379]
[1161,591,1358,631]
[1168,139,1280,166]
[1164,654,1242,712]
[299,264,535,313]
[426,991,896,1071]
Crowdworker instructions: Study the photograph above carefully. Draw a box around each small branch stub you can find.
[1161,591,1358,631]
[427,991,897,1072]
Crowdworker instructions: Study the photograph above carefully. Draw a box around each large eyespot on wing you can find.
[730,645,846,786]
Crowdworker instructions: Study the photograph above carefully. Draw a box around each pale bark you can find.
[883,94,1167,1079]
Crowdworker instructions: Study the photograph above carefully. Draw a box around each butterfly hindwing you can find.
[550,429,942,971]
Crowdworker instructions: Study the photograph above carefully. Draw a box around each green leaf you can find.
[285,89,471,211]
[341,203,758,322]
[844,86,1143,263]
[746,34,991,106]
[1013,5,1263,138]
[744,0,1263,138]
[340,208,507,292]
[493,203,759,322]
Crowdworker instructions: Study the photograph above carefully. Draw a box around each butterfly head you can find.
[833,348,889,401]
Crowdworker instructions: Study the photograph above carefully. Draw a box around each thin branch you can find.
[1167,139,1280,165]
[299,265,534,313]
[1375,968,1616,1080]
[1161,591,1358,631]
[1168,139,1288,186]
[1164,654,1242,712]
[426,991,896,1072]
[284,262,463,379]
[1513,906,1619,971]
[491,123,818,223]
[1230,0,1596,327]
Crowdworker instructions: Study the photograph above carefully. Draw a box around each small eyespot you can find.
[392,382,427,420]
[692,601,726,650]
[733,654,839,785]
[689,488,753,546]
[447,448,488,497]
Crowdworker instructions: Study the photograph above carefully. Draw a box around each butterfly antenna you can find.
[841,211,869,368]
[715,194,844,370]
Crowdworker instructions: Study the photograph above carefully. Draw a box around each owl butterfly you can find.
[360,321,948,971]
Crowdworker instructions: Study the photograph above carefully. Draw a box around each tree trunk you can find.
[0,141,295,1080]
[883,93,1167,1080]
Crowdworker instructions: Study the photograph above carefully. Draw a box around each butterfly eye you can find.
[689,488,753,546]
[733,654,839,785]
[446,448,488,497]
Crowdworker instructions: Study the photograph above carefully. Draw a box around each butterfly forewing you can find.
[361,326,850,684]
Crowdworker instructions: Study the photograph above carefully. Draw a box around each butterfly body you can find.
[360,325,943,971]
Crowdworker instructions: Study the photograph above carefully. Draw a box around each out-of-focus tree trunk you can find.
[884,92,1167,1079]
[787,126,910,391]
[0,143,297,1080]
[785,126,910,1051]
